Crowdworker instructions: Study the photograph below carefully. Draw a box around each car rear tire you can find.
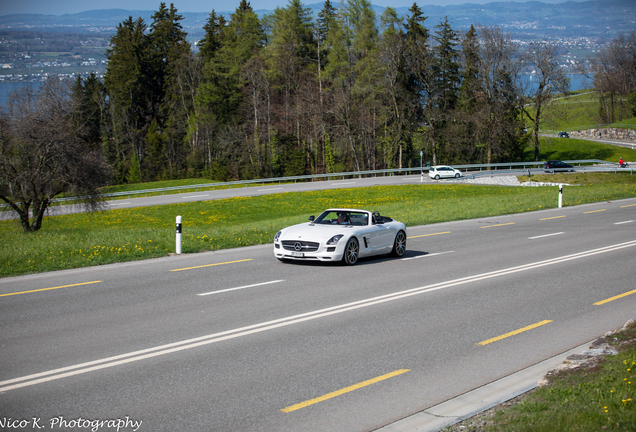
[342,238,359,265]
[390,230,406,257]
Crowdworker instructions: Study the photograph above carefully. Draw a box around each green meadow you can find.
[2,93,636,279]
[2,170,636,278]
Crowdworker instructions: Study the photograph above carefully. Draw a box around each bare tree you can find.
[476,25,525,164]
[588,31,636,123]
[0,79,111,232]
[521,41,570,161]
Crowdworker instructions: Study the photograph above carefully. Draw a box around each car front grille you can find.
[281,240,320,252]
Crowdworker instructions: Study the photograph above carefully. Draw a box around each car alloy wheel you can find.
[434,174,440,180]
[390,230,406,257]
[455,173,460,178]
[342,238,359,265]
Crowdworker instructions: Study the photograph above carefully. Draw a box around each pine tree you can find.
[147,3,191,178]
[433,17,461,114]
[71,72,109,150]
[104,16,149,183]
[197,0,264,125]
[199,10,226,63]
[403,3,435,163]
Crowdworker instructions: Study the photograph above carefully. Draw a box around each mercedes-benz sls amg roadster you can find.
[273,209,406,265]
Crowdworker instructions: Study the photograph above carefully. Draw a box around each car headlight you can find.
[274,231,282,242]
[327,234,343,245]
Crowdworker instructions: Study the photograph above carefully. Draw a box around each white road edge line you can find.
[528,232,564,240]
[331,182,356,185]
[3,240,635,393]
[198,280,285,296]
[615,221,634,225]
[105,202,131,206]
[258,188,284,191]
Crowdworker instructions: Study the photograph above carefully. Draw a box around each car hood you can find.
[281,222,354,241]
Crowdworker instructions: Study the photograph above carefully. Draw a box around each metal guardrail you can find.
[51,159,621,203]
[1,159,630,209]
[464,163,633,180]
[541,124,636,134]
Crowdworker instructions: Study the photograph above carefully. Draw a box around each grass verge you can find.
[2,173,636,278]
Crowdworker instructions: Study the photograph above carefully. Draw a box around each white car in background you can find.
[428,165,462,180]
[274,209,407,265]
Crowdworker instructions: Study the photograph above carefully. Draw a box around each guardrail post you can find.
[558,184,563,208]
[176,215,182,255]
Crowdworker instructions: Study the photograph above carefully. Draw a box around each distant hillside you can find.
[0,0,634,40]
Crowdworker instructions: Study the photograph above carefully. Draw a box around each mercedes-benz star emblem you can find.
[294,242,303,251]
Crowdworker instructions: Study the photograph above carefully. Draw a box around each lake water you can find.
[0,81,42,107]
[0,74,593,108]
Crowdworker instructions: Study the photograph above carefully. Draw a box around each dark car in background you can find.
[544,160,574,172]
[558,131,570,138]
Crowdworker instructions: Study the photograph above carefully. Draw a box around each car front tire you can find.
[390,230,406,257]
[455,173,460,178]
[342,238,359,265]
[434,174,440,180]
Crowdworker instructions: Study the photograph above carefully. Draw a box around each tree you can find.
[521,41,570,161]
[476,25,525,164]
[198,0,264,125]
[428,17,461,164]
[0,80,111,232]
[450,24,481,163]
[403,3,435,163]
[71,72,109,150]
[147,3,191,179]
[104,16,149,183]
[198,10,226,63]
[378,7,407,168]
[194,0,265,179]
[588,31,636,123]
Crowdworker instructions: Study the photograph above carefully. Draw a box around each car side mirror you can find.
[308,215,315,222]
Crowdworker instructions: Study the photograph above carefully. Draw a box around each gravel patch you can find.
[446,175,568,187]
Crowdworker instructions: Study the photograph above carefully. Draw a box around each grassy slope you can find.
[2,171,636,278]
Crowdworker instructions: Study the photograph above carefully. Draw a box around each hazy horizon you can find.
[0,0,590,16]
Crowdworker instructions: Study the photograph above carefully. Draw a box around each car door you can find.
[359,216,394,255]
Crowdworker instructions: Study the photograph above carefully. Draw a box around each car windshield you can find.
[314,211,369,226]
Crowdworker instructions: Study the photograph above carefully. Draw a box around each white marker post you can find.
[176,215,182,254]
[558,184,563,208]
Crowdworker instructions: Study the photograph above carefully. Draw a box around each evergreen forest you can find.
[64,0,636,184]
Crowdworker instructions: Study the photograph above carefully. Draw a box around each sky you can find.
[0,0,585,16]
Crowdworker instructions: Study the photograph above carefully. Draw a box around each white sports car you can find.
[274,209,407,265]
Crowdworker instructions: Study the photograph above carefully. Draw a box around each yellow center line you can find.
[480,222,515,229]
[170,259,252,272]
[540,215,567,220]
[584,209,606,214]
[594,289,636,305]
[621,204,636,208]
[477,320,553,346]
[408,231,450,239]
[0,281,102,297]
[281,369,410,413]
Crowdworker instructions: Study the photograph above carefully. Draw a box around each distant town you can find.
[0,34,604,85]
[2,0,634,85]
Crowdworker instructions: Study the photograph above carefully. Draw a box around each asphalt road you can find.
[1,198,635,431]
[0,174,435,220]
